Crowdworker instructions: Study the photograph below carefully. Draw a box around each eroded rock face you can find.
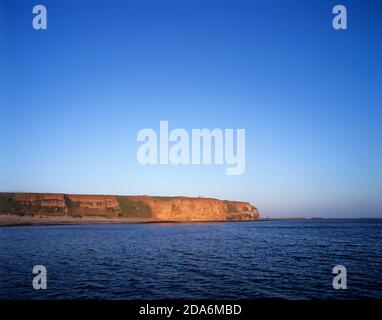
[139,196,229,221]
[67,195,119,209]
[0,193,260,221]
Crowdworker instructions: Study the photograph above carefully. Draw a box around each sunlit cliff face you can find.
[0,193,259,222]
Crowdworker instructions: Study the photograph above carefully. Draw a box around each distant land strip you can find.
[0,192,259,226]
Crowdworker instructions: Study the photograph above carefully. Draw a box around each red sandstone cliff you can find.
[0,193,260,222]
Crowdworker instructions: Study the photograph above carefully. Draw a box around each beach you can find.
[0,215,155,227]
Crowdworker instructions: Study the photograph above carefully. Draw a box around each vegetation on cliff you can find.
[117,197,152,218]
[0,195,21,215]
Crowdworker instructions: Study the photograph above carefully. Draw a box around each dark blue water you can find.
[0,220,381,299]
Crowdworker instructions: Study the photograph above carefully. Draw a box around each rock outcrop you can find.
[0,193,260,222]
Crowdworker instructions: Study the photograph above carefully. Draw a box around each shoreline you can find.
[1,215,378,227]
[0,215,158,227]
[0,215,264,227]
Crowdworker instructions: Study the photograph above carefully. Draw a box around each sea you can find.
[0,219,381,299]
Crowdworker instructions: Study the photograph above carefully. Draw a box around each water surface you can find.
[0,220,381,299]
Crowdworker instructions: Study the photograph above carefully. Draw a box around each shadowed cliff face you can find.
[0,193,259,221]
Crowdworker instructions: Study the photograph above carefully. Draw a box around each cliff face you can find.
[0,193,260,222]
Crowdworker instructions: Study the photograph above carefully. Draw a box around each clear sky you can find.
[1,0,382,217]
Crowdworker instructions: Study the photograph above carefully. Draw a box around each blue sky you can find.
[1,0,382,217]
